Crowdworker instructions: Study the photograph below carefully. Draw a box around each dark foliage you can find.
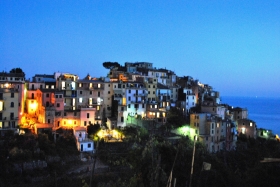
[102,62,121,70]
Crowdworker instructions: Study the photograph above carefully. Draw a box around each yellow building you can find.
[0,72,25,134]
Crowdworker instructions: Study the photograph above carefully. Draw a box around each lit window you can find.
[79,98,83,103]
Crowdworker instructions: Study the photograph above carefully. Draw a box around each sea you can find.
[221,96,280,136]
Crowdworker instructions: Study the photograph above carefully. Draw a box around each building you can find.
[73,127,94,152]
[237,119,257,139]
[0,72,25,134]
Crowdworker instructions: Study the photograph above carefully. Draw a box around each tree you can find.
[166,107,187,131]
[102,62,121,70]
[9,67,25,75]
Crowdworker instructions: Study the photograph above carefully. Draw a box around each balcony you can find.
[87,86,104,90]
[114,94,123,98]
[130,100,143,104]
[64,94,77,98]
[134,93,147,97]
[5,117,18,120]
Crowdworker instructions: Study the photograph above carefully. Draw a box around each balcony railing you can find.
[134,93,147,97]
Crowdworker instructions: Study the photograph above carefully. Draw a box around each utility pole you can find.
[189,135,197,187]
[52,107,57,143]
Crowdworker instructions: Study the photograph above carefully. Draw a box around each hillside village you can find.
[0,62,277,153]
[1,62,280,186]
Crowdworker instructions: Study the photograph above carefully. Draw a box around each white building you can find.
[73,127,94,152]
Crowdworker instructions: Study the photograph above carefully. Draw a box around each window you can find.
[11,93,14,98]
[48,119,50,123]
[56,103,60,107]
[108,91,110,94]
[84,121,87,126]
[88,143,91,148]
[10,102,14,107]
[64,112,67,116]
[128,104,130,108]
[87,113,90,118]
[128,96,131,101]
[46,93,49,97]
[90,91,92,94]
[129,90,131,93]
[80,91,82,94]
[121,117,124,122]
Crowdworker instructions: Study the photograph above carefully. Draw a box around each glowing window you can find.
[79,98,83,103]
[0,101,3,111]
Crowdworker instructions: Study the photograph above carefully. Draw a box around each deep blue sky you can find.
[1,0,280,97]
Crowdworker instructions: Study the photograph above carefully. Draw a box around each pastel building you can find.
[237,119,257,139]
[0,72,25,133]
[73,127,94,152]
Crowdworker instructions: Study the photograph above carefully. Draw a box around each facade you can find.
[237,119,257,139]
[0,72,25,133]
[190,113,227,153]
[231,107,248,120]
[0,62,265,154]
[73,127,94,152]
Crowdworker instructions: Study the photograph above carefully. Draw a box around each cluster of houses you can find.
[0,62,275,153]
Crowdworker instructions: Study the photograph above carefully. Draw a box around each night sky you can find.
[1,0,280,97]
